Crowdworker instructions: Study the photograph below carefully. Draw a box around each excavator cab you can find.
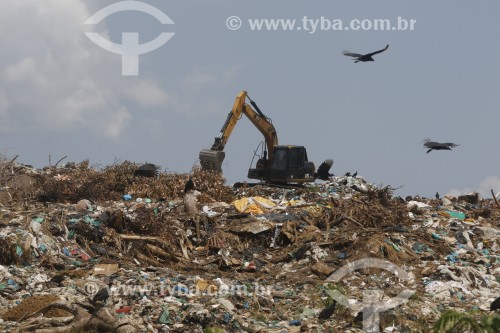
[248,145,315,184]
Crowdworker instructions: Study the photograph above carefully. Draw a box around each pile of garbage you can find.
[0,158,499,332]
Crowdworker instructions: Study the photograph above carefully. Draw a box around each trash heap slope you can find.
[1,160,499,332]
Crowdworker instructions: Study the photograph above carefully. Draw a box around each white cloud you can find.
[181,68,217,87]
[127,80,170,107]
[3,58,37,82]
[478,176,500,198]
[448,176,500,198]
[103,106,132,139]
[0,0,167,139]
[176,66,243,117]
[180,65,242,93]
[0,0,243,147]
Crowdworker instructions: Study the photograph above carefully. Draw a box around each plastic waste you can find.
[30,217,43,234]
[157,307,172,324]
[444,209,466,220]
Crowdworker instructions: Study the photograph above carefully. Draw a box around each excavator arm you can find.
[241,103,278,160]
[199,91,278,171]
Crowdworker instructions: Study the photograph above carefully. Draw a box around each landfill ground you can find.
[0,159,499,333]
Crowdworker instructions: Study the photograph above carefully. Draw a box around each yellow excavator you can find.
[199,91,332,184]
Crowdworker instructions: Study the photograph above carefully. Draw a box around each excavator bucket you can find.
[199,149,225,172]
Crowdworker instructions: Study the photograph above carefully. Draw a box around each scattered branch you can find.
[54,156,68,168]
[491,189,500,210]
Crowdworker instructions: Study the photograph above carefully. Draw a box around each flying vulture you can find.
[314,159,334,181]
[423,139,459,154]
[342,44,389,63]
[134,163,160,177]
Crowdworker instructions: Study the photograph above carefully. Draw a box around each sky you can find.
[1,0,499,198]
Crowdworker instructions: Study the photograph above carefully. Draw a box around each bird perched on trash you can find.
[184,176,194,193]
[435,192,440,199]
[423,139,460,154]
[352,171,358,177]
[91,280,114,306]
[314,159,334,180]
[491,296,500,311]
[318,300,336,320]
[342,44,389,63]
[344,172,351,177]
[134,163,160,177]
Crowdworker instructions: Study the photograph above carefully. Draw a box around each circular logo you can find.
[84,282,100,297]
[226,16,242,30]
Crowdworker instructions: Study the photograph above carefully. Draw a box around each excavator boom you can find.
[199,91,277,171]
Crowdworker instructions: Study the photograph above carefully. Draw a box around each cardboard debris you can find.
[93,263,119,276]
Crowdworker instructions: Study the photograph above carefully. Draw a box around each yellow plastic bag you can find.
[232,196,276,214]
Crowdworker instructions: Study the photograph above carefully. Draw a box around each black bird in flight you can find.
[184,176,194,193]
[343,44,389,63]
[314,159,334,181]
[134,163,160,177]
[423,139,460,154]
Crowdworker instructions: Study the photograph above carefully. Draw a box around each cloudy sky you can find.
[1,0,499,198]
